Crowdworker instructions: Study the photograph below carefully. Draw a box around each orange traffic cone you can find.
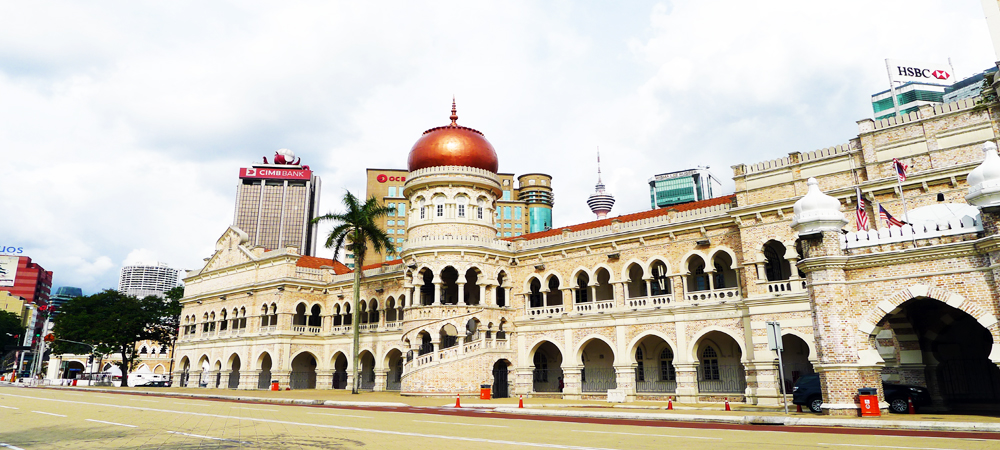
[724,398,731,411]
[518,394,524,408]
[907,397,915,414]
[667,397,673,410]
[455,393,461,408]
[796,404,803,413]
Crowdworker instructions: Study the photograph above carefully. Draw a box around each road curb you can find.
[21,385,1000,433]
[493,407,1000,433]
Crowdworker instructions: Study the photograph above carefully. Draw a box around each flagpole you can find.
[896,175,916,246]
[885,59,902,119]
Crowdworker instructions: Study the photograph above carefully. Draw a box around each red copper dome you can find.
[407,101,499,173]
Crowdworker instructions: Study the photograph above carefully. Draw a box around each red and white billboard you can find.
[886,59,953,85]
[240,167,312,180]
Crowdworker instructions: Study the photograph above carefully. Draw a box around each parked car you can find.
[791,374,931,413]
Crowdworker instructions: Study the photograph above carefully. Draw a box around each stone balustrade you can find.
[840,215,981,249]
[685,287,740,302]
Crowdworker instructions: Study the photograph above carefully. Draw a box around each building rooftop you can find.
[508,194,736,242]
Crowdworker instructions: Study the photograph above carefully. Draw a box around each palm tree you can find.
[313,191,396,394]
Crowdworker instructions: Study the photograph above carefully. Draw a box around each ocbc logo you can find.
[377,174,406,183]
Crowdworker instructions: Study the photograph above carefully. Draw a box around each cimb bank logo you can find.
[245,168,257,176]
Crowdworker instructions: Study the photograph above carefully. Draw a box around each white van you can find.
[128,372,168,387]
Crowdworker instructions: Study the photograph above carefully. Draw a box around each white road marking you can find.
[4,393,635,450]
[0,405,18,409]
[166,431,250,444]
[308,412,373,419]
[134,399,158,403]
[415,420,507,428]
[31,410,67,417]
[574,430,722,440]
[0,443,26,450]
[818,444,962,450]
[233,407,277,412]
[86,419,138,428]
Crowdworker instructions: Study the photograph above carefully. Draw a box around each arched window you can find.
[528,279,543,308]
[701,347,719,380]
[659,348,676,381]
[309,304,322,327]
[220,310,228,331]
[140,346,148,354]
[763,241,791,281]
[650,261,670,295]
[293,303,307,326]
[575,273,590,303]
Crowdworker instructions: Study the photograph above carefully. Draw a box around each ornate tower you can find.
[586,150,615,219]
[398,100,516,395]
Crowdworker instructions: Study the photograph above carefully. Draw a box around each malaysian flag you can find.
[856,187,868,231]
[879,204,904,227]
[892,158,908,182]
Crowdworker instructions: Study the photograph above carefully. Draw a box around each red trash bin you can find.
[858,387,880,417]
[271,380,279,391]
[480,384,491,400]
[72,379,77,386]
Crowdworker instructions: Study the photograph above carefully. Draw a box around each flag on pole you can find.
[856,188,868,231]
[879,204,904,227]
[892,158,908,182]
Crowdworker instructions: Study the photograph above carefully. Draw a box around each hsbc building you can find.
[234,149,321,256]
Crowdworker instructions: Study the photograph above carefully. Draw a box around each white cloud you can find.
[0,1,995,293]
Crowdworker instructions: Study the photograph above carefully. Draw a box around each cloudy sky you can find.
[1,1,995,294]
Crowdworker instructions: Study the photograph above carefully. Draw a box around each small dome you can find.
[791,178,847,233]
[966,142,1000,208]
[406,101,499,173]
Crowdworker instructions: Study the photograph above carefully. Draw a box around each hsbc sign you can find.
[887,59,953,85]
[240,167,312,180]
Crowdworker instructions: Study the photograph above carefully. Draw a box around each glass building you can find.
[649,168,721,209]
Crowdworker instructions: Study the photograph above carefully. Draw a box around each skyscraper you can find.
[234,149,321,256]
[648,167,721,209]
[118,262,181,298]
[48,286,82,314]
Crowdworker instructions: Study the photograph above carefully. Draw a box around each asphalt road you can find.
[1,387,998,449]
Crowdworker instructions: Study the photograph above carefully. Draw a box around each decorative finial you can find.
[450,96,458,125]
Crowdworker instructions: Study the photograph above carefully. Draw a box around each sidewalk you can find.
[13,382,1000,434]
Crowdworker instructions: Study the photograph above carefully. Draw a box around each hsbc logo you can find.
[932,70,950,80]
[897,66,950,81]
[377,174,406,183]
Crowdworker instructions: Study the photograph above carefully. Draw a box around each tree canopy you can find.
[0,310,21,350]
[52,289,181,386]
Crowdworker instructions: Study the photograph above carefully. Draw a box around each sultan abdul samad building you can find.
[174,97,1000,415]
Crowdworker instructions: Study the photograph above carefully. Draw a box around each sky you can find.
[0,1,996,295]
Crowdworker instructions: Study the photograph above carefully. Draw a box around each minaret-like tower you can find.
[587,150,615,219]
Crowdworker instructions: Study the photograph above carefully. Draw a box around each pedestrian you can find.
[558,376,564,392]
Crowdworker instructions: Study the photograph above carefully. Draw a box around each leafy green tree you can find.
[313,191,395,394]
[52,290,181,387]
[1,310,21,350]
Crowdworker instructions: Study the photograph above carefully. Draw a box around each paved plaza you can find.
[2,386,1000,449]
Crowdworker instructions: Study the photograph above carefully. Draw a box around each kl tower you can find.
[586,150,615,219]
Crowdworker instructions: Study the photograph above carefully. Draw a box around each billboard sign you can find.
[0,255,18,287]
[0,245,23,255]
[376,174,406,183]
[239,167,312,180]
[886,59,953,85]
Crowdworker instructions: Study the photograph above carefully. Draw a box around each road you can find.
[1,387,998,449]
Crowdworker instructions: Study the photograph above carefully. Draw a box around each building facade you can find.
[47,286,82,314]
[0,255,52,306]
[648,167,721,209]
[118,262,181,299]
[174,98,1000,416]
[234,149,321,256]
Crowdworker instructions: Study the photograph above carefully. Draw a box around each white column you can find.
[457,282,466,306]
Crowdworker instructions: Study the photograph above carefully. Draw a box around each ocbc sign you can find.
[377,174,406,183]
